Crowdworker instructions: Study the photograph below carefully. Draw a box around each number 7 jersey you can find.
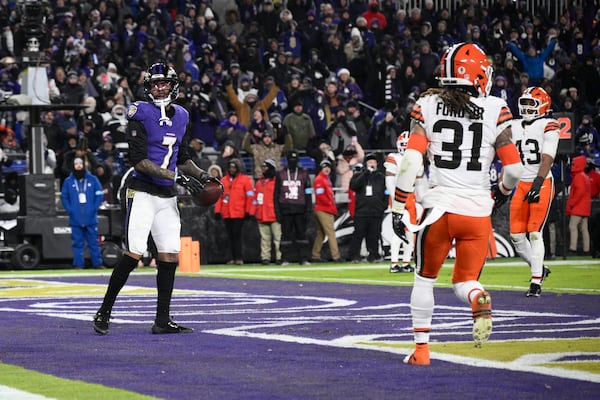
[412,93,513,216]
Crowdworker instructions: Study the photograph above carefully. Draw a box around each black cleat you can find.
[151,320,194,334]
[541,266,551,283]
[389,264,402,273]
[93,311,111,335]
[526,282,542,297]
[400,264,415,272]
[390,264,415,273]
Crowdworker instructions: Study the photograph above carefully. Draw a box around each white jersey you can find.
[385,152,427,202]
[413,93,513,216]
[510,117,560,182]
[385,152,404,199]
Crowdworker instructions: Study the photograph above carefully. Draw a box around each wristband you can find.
[173,168,179,183]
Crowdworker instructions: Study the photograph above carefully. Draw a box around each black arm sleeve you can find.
[176,132,194,166]
[126,120,148,167]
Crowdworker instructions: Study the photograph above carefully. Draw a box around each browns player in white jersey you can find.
[384,131,427,273]
[509,87,559,297]
[391,43,523,365]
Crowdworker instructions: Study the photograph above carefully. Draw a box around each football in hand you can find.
[192,180,223,207]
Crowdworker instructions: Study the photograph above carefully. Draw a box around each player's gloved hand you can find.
[198,172,224,193]
[492,183,510,211]
[392,212,409,244]
[221,74,232,86]
[175,172,204,193]
[524,176,544,203]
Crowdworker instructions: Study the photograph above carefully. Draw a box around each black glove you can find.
[524,176,544,203]
[221,74,232,86]
[175,172,203,193]
[392,212,409,244]
[199,173,224,193]
[492,184,510,211]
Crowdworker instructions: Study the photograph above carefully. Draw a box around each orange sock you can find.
[404,343,430,365]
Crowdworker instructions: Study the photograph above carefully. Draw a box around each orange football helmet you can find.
[397,131,410,155]
[439,43,493,96]
[518,86,551,120]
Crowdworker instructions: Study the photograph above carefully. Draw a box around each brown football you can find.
[192,180,223,206]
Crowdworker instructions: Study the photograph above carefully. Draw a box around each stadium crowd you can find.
[0,0,600,261]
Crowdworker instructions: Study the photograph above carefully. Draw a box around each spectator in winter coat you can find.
[216,140,243,178]
[247,109,275,144]
[326,107,358,155]
[60,157,104,269]
[586,161,600,199]
[214,158,255,265]
[566,155,592,255]
[335,140,364,203]
[188,138,213,172]
[371,108,402,149]
[277,149,313,265]
[242,128,292,180]
[348,153,387,263]
[362,1,387,30]
[336,68,364,101]
[253,159,282,264]
[282,100,316,152]
[189,96,220,148]
[224,75,280,127]
[311,159,342,262]
[215,111,247,151]
[507,37,557,86]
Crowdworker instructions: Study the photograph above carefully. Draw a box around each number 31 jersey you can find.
[412,93,513,216]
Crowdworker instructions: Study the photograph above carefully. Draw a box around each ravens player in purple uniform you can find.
[94,62,216,335]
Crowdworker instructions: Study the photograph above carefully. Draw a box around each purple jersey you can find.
[126,101,189,187]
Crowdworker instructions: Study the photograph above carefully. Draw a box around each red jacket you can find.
[566,156,592,217]
[313,171,338,216]
[588,168,600,198]
[215,172,254,218]
[362,2,387,29]
[253,176,279,223]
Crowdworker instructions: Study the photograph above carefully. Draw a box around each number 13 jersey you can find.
[510,117,560,182]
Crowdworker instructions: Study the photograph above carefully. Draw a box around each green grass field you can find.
[193,257,600,295]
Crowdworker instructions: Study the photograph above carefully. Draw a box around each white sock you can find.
[453,281,485,305]
[511,232,532,266]
[411,274,436,342]
[402,233,414,264]
[529,231,544,280]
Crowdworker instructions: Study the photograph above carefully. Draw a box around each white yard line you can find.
[0,385,55,400]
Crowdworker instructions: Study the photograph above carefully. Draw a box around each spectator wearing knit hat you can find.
[247,109,275,145]
[215,111,247,152]
[242,120,292,180]
[282,99,316,152]
[311,158,342,262]
[337,67,364,101]
[224,74,280,128]
[60,156,104,269]
[253,158,283,265]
